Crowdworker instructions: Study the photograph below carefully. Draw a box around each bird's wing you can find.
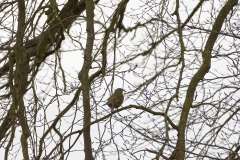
[107,94,116,104]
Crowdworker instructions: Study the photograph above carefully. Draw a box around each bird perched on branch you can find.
[106,88,124,108]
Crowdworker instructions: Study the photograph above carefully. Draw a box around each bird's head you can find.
[115,88,125,94]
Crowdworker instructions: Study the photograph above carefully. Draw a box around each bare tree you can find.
[0,0,240,159]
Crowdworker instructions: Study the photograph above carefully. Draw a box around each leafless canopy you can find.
[0,0,240,160]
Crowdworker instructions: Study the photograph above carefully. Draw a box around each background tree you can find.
[0,0,240,159]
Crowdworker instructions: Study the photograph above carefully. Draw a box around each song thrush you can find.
[106,88,124,108]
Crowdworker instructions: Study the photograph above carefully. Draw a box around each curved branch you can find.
[177,0,238,159]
